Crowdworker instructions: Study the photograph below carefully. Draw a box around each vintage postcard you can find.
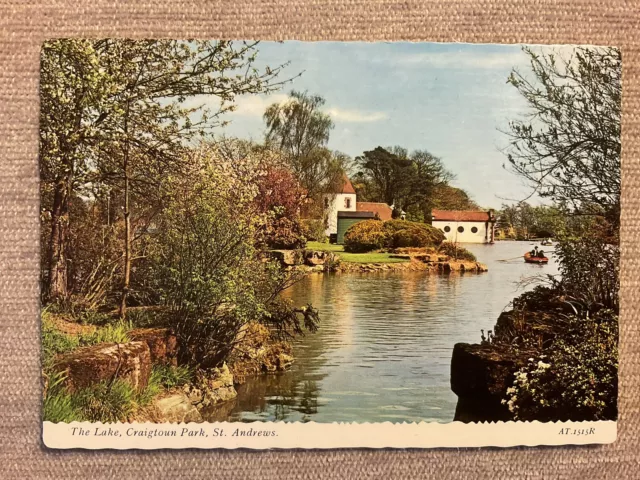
[40,40,620,449]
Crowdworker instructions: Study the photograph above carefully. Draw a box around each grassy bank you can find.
[305,241,409,264]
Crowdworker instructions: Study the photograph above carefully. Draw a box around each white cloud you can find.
[325,107,388,123]
[393,51,528,70]
[230,93,290,116]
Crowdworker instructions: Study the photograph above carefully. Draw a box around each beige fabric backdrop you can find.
[1,1,638,478]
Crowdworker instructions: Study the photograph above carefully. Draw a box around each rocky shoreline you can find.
[270,248,489,274]
[50,321,294,423]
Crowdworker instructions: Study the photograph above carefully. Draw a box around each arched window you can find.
[471,226,478,233]
[444,226,451,233]
[458,226,464,233]
[344,197,351,208]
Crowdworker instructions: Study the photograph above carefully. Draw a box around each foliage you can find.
[343,220,388,253]
[152,365,194,389]
[40,39,291,304]
[301,219,327,243]
[504,309,618,421]
[438,242,477,262]
[262,216,306,249]
[553,235,619,312]
[344,219,445,253]
[383,220,446,248]
[264,91,347,199]
[353,146,457,221]
[150,144,317,368]
[42,314,80,369]
[73,380,137,422]
[42,371,82,423]
[78,320,132,346]
[504,46,621,230]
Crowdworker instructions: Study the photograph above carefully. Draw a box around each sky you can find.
[204,41,575,209]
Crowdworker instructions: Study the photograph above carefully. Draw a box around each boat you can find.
[524,252,549,264]
[540,239,553,246]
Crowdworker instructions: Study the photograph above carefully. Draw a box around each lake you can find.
[203,241,560,423]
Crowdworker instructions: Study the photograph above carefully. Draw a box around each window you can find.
[458,226,464,233]
[345,197,351,208]
[471,226,478,233]
[444,226,451,233]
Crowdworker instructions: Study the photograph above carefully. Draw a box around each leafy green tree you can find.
[264,91,347,199]
[504,46,621,231]
[40,39,289,305]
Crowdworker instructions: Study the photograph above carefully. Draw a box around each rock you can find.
[186,363,237,408]
[475,262,489,272]
[55,341,151,393]
[450,342,531,422]
[129,328,178,366]
[303,250,336,266]
[154,392,203,423]
[269,249,303,266]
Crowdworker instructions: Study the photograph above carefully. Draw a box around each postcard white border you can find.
[43,420,616,449]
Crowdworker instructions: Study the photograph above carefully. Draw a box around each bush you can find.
[78,320,131,346]
[152,364,194,389]
[300,218,327,243]
[344,219,446,253]
[343,220,387,253]
[262,216,306,250]
[504,309,618,421]
[438,242,477,261]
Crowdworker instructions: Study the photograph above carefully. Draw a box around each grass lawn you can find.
[305,241,408,264]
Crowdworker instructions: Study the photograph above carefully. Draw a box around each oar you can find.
[496,255,525,262]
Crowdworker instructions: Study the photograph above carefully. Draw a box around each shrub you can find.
[300,218,327,243]
[78,320,131,346]
[153,364,194,389]
[262,216,306,250]
[384,220,446,247]
[74,380,137,422]
[343,220,387,253]
[438,242,477,261]
[504,309,618,421]
[391,227,434,248]
[42,315,79,369]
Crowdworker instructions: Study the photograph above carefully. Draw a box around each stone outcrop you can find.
[269,249,303,266]
[153,392,203,423]
[129,328,178,366]
[226,322,294,382]
[450,342,532,422]
[183,364,237,408]
[55,341,152,393]
[437,261,488,273]
[303,250,336,266]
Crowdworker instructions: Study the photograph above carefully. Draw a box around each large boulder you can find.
[55,341,151,393]
[154,392,203,423]
[129,328,178,366]
[303,250,336,266]
[450,342,531,422]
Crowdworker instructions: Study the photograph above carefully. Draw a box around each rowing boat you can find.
[524,252,549,264]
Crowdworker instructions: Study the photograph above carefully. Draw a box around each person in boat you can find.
[530,246,539,257]
[538,249,545,259]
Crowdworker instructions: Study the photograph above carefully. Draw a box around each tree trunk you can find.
[119,103,131,319]
[46,175,71,302]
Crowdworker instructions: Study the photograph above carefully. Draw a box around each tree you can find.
[264,91,346,199]
[354,146,454,220]
[504,46,621,230]
[40,39,290,306]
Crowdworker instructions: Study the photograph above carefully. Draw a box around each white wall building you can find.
[431,209,496,244]
[323,175,357,236]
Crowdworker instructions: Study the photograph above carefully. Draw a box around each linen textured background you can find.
[0,1,638,478]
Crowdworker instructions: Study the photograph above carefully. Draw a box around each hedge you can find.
[343,219,446,253]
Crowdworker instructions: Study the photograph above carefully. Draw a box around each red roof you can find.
[357,202,393,221]
[337,174,356,194]
[431,209,491,222]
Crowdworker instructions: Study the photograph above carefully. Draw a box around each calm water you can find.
[203,241,559,423]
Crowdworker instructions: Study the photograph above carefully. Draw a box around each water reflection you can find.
[203,242,559,423]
